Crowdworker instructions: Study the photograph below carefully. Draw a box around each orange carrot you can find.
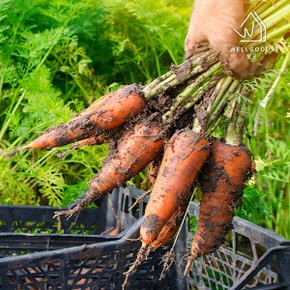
[8,85,145,156]
[151,204,187,249]
[70,93,113,121]
[57,135,105,159]
[86,84,145,130]
[148,155,162,185]
[140,129,210,248]
[74,84,145,130]
[185,139,254,274]
[54,120,165,218]
[7,116,101,156]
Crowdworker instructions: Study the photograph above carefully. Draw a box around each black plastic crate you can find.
[0,186,178,289]
[0,186,145,257]
[0,186,289,289]
[186,204,290,289]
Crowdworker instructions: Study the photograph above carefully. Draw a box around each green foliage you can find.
[0,0,289,238]
[243,62,290,238]
[0,0,108,206]
[237,185,271,224]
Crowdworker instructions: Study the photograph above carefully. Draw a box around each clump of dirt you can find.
[173,59,193,82]
[141,214,163,233]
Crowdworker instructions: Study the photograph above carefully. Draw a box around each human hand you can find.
[185,0,256,79]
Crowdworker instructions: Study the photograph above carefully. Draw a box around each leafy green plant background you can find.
[0,0,289,238]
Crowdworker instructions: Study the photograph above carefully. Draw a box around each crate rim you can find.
[188,202,290,248]
[0,218,142,268]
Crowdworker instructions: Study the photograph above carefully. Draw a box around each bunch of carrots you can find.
[5,0,289,282]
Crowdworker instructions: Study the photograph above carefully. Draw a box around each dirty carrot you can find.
[87,84,145,130]
[70,92,114,122]
[147,155,163,186]
[57,135,105,159]
[184,139,254,275]
[7,85,145,156]
[140,129,210,248]
[151,204,187,249]
[54,120,165,219]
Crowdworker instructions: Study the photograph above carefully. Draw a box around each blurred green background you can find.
[0,0,289,238]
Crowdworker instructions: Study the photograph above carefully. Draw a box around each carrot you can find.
[148,155,163,185]
[184,139,254,274]
[151,204,186,249]
[140,129,210,248]
[54,120,165,219]
[7,85,145,156]
[71,84,142,121]
[70,93,113,122]
[57,135,105,159]
[6,115,102,156]
[82,84,145,130]
[75,84,145,130]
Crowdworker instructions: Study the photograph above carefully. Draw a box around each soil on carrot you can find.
[121,84,145,95]
[147,93,173,114]
[106,109,167,151]
[141,214,164,234]
[199,156,246,209]
[50,117,102,147]
[189,139,255,261]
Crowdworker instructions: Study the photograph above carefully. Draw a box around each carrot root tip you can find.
[53,206,81,220]
[3,145,27,158]
[122,246,151,289]
[184,256,194,276]
[53,190,99,219]
[159,249,175,280]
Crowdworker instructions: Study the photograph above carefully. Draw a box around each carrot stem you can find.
[142,51,218,99]
[260,50,290,108]
[173,63,222,108]
[185,78,221,112]
[258,0,289,20]
[207,80,240,128]
[162,63,222,124]
[225,91,250,146]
